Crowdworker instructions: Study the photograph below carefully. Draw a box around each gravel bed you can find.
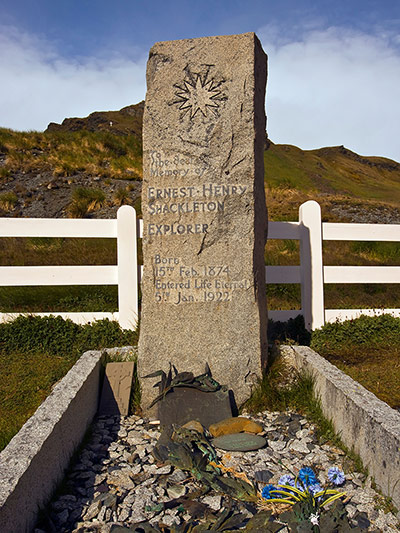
[34,411,400,532]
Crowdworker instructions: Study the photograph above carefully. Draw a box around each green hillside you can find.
[264,142,400,222]
[266,141,400,199]
[1,102,399,223]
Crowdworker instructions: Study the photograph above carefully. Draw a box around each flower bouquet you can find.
[259,466,350,531]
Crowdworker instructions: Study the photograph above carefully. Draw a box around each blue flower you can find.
[278,474,295,487]
[328,467,345,486]
[262,484,278,499]
[298,467,318,486]
[308,483,322,496]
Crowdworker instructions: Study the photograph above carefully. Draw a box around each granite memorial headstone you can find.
[138,33,268,412]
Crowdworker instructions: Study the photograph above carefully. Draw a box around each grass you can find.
[0,349,75,451]
[0,128,142,179]
[0,191,18,211]
[68,186,106,217]
[265,235,400,311]
[267,313,400,410]
[0,236,118,312]
[265,142,400,205]
[311,314,400,409]
[0,315,138,451]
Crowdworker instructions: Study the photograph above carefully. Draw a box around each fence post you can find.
[299,201,325,330]
[117,206,138,330]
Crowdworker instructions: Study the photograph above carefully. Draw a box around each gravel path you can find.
[34,411,400,532]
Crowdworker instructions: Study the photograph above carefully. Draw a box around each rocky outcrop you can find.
[46,102,144,139]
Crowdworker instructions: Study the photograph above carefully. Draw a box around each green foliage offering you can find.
[279,500,364,532]
[311,314,400,353]
[260,466,348,531]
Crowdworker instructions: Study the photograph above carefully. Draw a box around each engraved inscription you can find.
[150,151,207,178]
[145,148,253,303]
[152,254,251,305]
[147,151,248,222]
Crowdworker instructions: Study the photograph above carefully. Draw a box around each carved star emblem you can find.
[173,74,226,118]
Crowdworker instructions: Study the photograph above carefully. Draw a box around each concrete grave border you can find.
[279,345,400,513]
[2,344,400,530]
[0,346,135,533]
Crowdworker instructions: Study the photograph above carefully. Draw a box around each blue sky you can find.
[1,0,400,161]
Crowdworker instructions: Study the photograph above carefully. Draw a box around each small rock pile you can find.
[35,411,400,532]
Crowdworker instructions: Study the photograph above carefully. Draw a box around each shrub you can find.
[0,315,138,358]
[310,313,400,353]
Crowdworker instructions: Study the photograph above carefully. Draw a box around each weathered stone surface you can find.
[158,387,232,429]
[212,433,267,451]
[138,32,268,412]
[209,416,263,437]
[98,362,134,416]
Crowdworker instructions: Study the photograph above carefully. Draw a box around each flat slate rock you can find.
[212,433,267,452]
[98,362,134,416]
[158,386,233,429]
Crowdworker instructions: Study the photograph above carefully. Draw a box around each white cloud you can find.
[258,24,400,162]
[1,23,399,163]
[0,25,147,131]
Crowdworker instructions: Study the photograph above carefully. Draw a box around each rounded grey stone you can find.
[212,433,267,451]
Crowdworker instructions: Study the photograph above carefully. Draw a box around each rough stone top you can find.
[149,31,259,47]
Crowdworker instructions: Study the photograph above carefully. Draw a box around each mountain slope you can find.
[0,103,399,222]
[266,142,400,204]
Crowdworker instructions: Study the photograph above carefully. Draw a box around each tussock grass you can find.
[0,128,142,179]
[0,191,18,211]
[265,142,400,205]
[68,187,106,217]
[113,186,132,206]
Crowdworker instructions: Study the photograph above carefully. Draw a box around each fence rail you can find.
[0,201,399,330]
[0,205,138,330]
[267,200,400,329]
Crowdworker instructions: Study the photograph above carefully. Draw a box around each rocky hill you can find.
[46,101,144,139]
[0,103,399,223]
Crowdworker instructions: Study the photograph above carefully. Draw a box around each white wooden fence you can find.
[0,206,140,330]
[267,200,400,329]
[0,201,399,331]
